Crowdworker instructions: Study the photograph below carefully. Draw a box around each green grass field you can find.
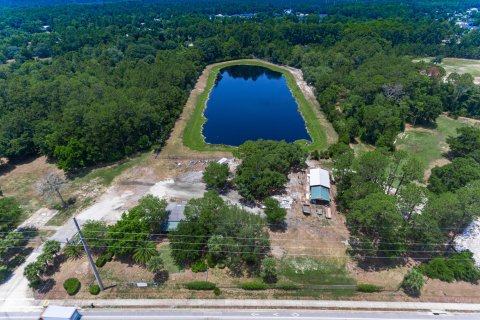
[396,116,466,173]
[183,60,328,152]
[277,257,356,298]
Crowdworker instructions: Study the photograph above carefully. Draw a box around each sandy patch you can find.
[424,158,450,180]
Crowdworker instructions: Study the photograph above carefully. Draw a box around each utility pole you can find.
[73,217,105,291]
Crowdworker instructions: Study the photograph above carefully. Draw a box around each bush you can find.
[217,261,226,269]
[67,197,77,205]
[239,281,269,290]
[184,281,216,290]
[402,269,424,297]
[261,257,278,284]
[89,284,101,295]
[356,284,383,293]
[104,252,114,261]
[419,257,454,282]
[213,287,221,296]
[63,278,81,296]
[95,255,108,268]
[191,260,207,273]
[275,282,299,291]
[419,251,480,283]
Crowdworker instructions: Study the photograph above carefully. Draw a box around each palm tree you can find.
[133,241,158,265]
[64,243,84,260]
[146,256,164,273]
[43,240,61,257]
[24,262,43,287]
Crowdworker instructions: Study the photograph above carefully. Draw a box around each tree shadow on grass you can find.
[0,155,39,176]
[269,222,287,233]
[113,254,137,267]
[44,254,67,277]
[354,256,408,272]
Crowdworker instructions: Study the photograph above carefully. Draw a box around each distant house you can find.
[308,168,331,205]
[161,202,187,232]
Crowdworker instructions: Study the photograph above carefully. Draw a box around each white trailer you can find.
[41,306,81,320]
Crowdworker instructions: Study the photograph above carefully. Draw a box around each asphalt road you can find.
[1,309,479,320]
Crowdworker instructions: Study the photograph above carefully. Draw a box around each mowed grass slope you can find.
[183,60,328,152]
[396,116,467,177]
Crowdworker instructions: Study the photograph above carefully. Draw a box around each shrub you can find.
[217,261,226,269]
[402,269,424,297]
[239,281,268,290]
[104,251,114,261]
[356,284,383,293]
[261,257,278,284]
[89,284,101,295]
[213,287,221,296]
[95,255,108,268]
[419,251,480,283]
[184,281,216,290]
[419,257,454,282]
[191,260,208,273]
[275,282,299,291]
[63,278,81,296]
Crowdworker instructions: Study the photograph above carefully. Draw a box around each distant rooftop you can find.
[162,202,187,232]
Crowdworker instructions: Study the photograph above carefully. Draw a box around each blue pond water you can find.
[202,65,311,146]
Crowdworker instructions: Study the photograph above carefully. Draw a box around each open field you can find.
[182,59,335,153]
[0,152,152,225]
[440,58,480,79]
[395,115,467,180]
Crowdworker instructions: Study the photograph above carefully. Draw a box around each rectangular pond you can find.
[202,65,312,146]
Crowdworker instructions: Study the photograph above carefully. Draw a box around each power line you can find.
[0,233,459,247]
[2,242,473,261]
[0,218,470,231]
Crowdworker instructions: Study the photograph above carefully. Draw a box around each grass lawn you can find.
[441,58,480,78]
[396,116,466,173]
[158,245,182,274]
[277,257,356,298]
[183,60,328,152]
